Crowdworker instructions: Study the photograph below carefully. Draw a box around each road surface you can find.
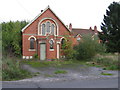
[2,77,118,88]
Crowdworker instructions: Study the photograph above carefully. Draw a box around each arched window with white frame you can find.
[42,24,45,35]
[30,38,35,49]
[38,18,58,36]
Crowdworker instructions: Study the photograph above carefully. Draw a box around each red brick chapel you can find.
[21,6,98,60]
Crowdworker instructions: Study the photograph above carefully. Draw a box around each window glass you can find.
[42,24,45,35]
[49,40,54,49]
[51,24,54,35]
[30,38,34,49]
[46,22,50,33]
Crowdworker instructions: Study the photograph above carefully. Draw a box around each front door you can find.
[40,43,46,60]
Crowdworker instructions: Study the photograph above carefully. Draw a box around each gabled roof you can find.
[21,5,70,32]
[72,28,95,36]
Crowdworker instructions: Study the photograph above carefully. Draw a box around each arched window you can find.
[61,38,66,49]
[30,38,35,49]
[46,22,50,33]
[51,24,54,35]
[49,40,54,49]
[42,24,45,35]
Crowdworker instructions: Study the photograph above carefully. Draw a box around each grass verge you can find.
[86,53,119,70]
[54,70,67,74]
[22,60,86,68]
[2,57,33,81]
[101,72,113,75]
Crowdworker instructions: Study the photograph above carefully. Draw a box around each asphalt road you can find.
[2,77,118,88]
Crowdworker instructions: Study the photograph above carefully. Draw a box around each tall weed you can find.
[2,57,31,81]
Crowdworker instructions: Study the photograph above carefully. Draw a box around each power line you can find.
[16,0,33,17]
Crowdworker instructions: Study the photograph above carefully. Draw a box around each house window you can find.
[46,22,50,33]
[42,24,45,35]
[51,24,54,35]
[30,38,35,49]
[40,20,57,36]
[49,40,54,49]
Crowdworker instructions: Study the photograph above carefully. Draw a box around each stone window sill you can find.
[49,49,54,51]
[29,49,36,51]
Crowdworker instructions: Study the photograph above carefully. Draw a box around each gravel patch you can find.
[4,64,118,83]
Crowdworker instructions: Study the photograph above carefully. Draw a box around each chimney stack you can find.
[69,23,72,31]
[94,26,98,34]
[89,27,92,30]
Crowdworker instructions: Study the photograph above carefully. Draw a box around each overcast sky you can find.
[0,0,119,30]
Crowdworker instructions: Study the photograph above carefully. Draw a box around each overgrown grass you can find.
[2,57,32,81]
[22,53,119,71]
[86,53,119,70]
[22,60,86,68]
[101,72,113,75]
[54,70,67,74]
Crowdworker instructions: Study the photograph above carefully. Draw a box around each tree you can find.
[2,21,28,56]
[99,2,120,53]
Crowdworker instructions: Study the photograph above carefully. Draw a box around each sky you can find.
[0,0,119,30]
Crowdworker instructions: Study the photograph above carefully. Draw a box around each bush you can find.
[60,36,75,60]
[2,57,31,81]
[33,53,39,59]
[93,56,119,70]
[107,65,118,70]
[74,34,106,60]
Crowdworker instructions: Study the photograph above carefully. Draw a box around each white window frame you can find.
[49,38,54,51]
[41,23,46,36]
[38,18,59,36]
[28,36,36,51]
[28,36,37,41]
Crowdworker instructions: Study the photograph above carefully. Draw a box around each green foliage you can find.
[54,70,67,74]
[106,65,118,70]
[101,72,113,75]
[74,34,106,60]
[2,57,31,81]
[2,21,28,56]
[93,54,119,70]
[33,53,39,59]
[22,60,81,68]
[99,2,120,53]
[61,36,75,60]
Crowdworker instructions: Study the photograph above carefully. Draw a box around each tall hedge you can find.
[2,21,28,56]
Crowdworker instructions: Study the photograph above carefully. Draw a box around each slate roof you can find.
[72,28,96,36]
